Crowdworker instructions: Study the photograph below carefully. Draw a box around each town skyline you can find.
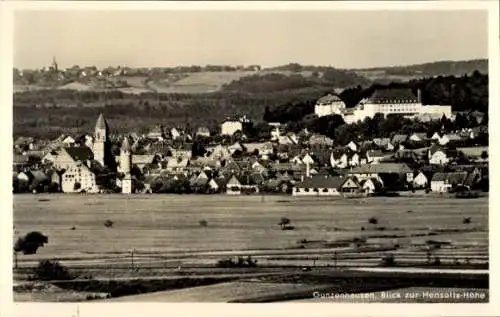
[13,57,489,72]
[14,10,488,70]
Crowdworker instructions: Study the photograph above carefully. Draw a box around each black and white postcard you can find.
[1,1,499,317]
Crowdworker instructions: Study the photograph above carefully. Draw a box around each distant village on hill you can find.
[13,58,489,198]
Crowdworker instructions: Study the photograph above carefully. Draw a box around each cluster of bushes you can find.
[32,260,74,281]
[216,256,258,268]
[13,180,60,194]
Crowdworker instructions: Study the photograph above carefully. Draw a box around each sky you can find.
[14,10,488,70]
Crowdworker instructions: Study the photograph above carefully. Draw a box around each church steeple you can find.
[51,56,58,72]
[120,136,131,175]
[93,113,108,167]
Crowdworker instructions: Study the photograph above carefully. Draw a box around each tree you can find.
[199,219,208,227]
[104,219,114,228]
[191,141,206,158]
[14,231,48,255]
[279,217,291,230]
[481,151,488,160]
[34,260,73,281]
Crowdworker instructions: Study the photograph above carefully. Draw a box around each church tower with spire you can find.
[120,136,131,174]
[93,113,108,167]
[51,56,58,72]
[120,136,133,194]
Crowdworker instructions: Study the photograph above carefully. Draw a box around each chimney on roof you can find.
[417,89,422,104]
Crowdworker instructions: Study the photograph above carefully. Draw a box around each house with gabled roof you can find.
[243,142,274,156]
[207,145,232,160]
[170,127,182,140]
[349,152,360,167]
[132,154,157,172]
[223,160,251,175]
[61,161,99,193]
[360,178,384,195]
[409,133,427,143]
[372,138,391,149]
[52,146,94,171]
[166,157,189,172]
[428,145,449,165]
[251,160,267,174]
[413,171,429,189]
[228,141,244,154]
[431,132,441,141]
[366,150,385,164]
[392,134,408,145]
[302,153,315,165]
[339,176,362,194]
[346,141,358,152]
[292,175,345,196]
[430,172,468,193]
[330,151,349,169]
[147,125,165,141]
[278,135,295,145]
[196,126,211,138]
[439,133,463,146]
[62,136,76,145]
[226,174,259,195]
[291,155,303,165]
[308,134,334,146]
[348,163,414,184]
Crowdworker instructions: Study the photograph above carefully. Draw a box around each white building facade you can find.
[221,121,243,136]
[61,163,99,193]
[316,89,452,124]
[314,94,346,117]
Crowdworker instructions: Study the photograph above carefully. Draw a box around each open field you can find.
[13,194,488,265]
[13,194,488,302]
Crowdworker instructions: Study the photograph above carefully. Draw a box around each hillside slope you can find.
[353,59,488,83]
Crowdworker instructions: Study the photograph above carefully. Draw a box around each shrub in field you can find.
[462,217,471,224]
[381,254,396,266]
[368,217,378,225]
[14,231,48,255]
[199,219,208,228]
[104,220,114,228]
[353,236,367,248]
[279,217,293,230]
[33,260,73,281]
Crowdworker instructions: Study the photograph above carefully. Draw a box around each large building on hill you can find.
[221,115,251,136]
[315,88,452,124]
[314,93,346,117]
